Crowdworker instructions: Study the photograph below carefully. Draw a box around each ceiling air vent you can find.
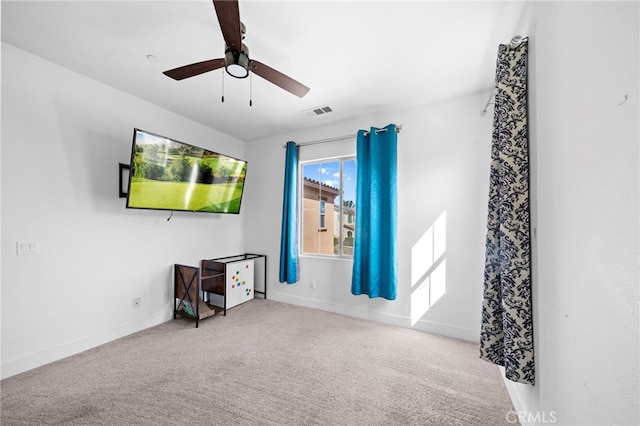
[304,105,333,117]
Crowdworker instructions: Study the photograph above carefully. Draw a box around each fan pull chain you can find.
[249,72,253,107]
[221,71,225,103]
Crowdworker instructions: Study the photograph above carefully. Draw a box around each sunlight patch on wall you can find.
[410,211,447,326]
[430,258,446,305]
[411,225,434,286]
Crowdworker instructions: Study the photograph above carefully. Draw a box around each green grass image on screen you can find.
[128,179,243,213]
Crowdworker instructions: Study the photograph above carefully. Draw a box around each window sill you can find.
[299,254,353,262]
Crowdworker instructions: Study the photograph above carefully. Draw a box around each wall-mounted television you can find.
[125,128,247,214]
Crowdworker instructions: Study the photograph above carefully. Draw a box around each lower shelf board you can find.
[176,299,223,320]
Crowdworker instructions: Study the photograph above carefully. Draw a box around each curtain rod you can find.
[282,124,403,148]
[481,92,495,116]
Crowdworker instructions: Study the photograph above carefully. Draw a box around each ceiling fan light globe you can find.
[225,48,250,79]
[226,63,249,78]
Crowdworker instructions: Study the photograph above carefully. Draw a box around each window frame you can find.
[319,199,326,230]
[299,155,356,259]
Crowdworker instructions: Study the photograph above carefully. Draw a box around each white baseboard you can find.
[1,309,171,380]
[268,292,478,342]
[503,373,528,413]
[411,317,479,342]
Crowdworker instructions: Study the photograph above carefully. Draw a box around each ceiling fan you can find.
[163,0,310,98]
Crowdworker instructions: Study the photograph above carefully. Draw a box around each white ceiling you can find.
[1,1,527,141]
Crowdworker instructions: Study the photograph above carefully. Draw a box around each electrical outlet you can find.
[132,297,141,309]
[310,280,317,290]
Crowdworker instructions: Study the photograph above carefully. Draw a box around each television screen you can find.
[126,128,247,214]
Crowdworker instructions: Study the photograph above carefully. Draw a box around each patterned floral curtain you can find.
[479,38,534,385]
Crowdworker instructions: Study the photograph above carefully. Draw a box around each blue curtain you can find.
[279,141,299,284]
[351,124,398,300]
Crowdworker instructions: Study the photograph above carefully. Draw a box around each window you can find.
[301,157,357,257]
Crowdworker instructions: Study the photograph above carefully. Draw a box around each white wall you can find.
[505,2,639,426]
[1,43,247,379]
[244,90,493,341]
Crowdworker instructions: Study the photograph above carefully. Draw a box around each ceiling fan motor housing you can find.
[225,43,250,78]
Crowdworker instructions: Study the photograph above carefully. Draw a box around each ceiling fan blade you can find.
[213,0,242,51]
[250,60,310,98]
[163,59,225,80]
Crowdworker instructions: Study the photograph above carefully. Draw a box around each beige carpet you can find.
[1,299,515,425]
